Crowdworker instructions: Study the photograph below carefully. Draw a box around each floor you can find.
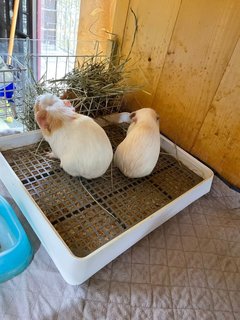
[0,176,240,320]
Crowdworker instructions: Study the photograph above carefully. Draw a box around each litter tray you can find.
[0,195,33,283]
[0,123,213,284]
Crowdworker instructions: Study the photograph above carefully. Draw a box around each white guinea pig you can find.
[114,108,160,178]
[34,95,113,179]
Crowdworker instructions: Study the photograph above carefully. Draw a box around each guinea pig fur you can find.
[34,99,113,179]
[114,108,160,178]
[34,93,73,113]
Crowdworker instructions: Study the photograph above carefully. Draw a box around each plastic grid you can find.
[2,125,203,257]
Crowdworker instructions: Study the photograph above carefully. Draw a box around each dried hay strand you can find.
[51,55,137,116]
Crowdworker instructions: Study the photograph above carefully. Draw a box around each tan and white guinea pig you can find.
[34,94,113,179]
[114,108,160,178]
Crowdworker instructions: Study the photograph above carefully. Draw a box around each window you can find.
[40,0,81,55]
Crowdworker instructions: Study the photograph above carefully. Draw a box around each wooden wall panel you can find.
[191,38,240,185]
[153,0,240,151]
[111,0,130,46]
[119,0,181,107]
[76,0,130,61]
[76,0,116,55]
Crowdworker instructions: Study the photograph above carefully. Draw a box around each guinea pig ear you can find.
[36,109,49,130]
[156,114,160,121]
[63,100,72,107]
[130,112,137,122]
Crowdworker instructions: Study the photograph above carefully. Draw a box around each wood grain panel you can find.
[153,0,240,150]
[119,0,181,107]
[76,0,116,55]
[192,38,240,187]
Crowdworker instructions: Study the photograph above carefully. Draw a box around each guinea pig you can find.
[114,108,160,178]
[34,96,113,179]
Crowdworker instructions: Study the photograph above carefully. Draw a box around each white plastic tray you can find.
[0,129,213,284]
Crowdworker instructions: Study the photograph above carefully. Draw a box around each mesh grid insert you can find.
[2,125,203,257]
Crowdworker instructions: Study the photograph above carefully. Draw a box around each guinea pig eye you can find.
[156,116,160,121]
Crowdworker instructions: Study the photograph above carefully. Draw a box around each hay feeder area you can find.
[0,122,213,285]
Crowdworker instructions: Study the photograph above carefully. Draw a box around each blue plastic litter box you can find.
[0,195,33,283]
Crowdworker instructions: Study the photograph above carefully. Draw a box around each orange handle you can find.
[8,0,20,64]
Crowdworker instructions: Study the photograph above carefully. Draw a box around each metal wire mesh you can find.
[0,55,27,119]
[21,50,123,131]
[0,39,122,130]
[2,125,203,257]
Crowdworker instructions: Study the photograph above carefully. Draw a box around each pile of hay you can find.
[21,56,135,131]
[51,56,135,116]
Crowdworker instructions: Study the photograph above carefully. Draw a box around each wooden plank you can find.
[76,0,116,56]
[76,0,130,60]
[110,0,130,46]
[192,37,240,188]
[119,0,181,107]
[153,0,240,150]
